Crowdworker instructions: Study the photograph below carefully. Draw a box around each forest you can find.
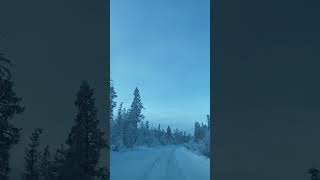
[0,56,108,180]
[1,53,210,180]
[110,82,211,158]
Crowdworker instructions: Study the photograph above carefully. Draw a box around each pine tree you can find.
[109,81,118,147]
[63,81,107,180]
[0,78,25,180]
[110,80,117,121]
[23,128,43,180]
[125,88,144,148]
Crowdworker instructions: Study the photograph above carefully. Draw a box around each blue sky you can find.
[111,0,210,133]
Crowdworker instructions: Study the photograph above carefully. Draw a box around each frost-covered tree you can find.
[202,130,210,157]
[110,81,118,147]
[191,115,211,157]
[0,78,24,180]
[110,80,117,121]
[111,102,125,150]
[63,81,107,180]
[23,128,43,180]
[124,88,144,148]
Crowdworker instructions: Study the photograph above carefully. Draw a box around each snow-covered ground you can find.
[110,145,210,180]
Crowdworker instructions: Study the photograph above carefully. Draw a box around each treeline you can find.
[110,82,193,150]
[0,57,108,180]
[110,82,211,155]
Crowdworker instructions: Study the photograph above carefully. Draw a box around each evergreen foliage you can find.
[0,77,24,180]
[63,81,107,180]
[23,128,43,180]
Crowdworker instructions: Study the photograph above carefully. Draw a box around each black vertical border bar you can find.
[210,0,215,179]
[106,0,111,177]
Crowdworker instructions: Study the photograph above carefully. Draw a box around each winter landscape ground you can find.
[111,145,210,180]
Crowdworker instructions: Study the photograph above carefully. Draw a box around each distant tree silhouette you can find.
[63,81,107,180]
[110,80,117,121]
[309,168,320,180]
[0,75,25,180]
[125,88,144,147]
[23,128,43,180]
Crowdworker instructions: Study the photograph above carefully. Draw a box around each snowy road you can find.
[110,145,210,180]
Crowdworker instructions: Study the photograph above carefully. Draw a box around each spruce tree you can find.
[109,81,117,147]
[111,102,124,149]
[63,81,107,180]
[110,80,117,121]
[23,128,43,180]
[0,78,24,180]
[125,88,144,148]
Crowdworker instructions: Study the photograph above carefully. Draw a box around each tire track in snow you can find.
[139,149,168,180]
[165,147,187,180]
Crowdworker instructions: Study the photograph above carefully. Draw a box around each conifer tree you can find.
[23,128,43,180]
[0,77,24,180]
[125,88,144,148]
[110,80,117,121]
[111,102,124,149]
[63,81,107,180]
[109,81,117,147]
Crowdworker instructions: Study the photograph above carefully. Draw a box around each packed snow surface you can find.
[110,145,210,180]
